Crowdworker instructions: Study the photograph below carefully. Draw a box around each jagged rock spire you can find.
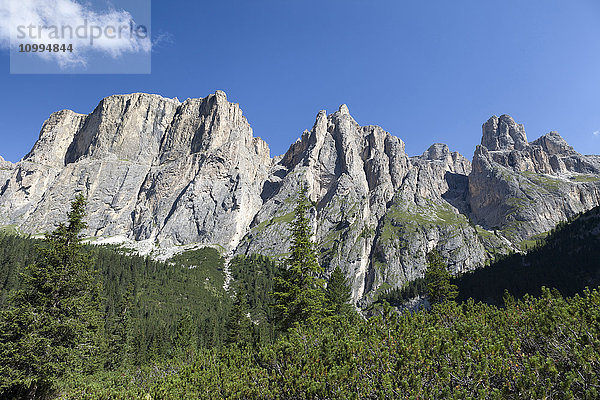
[482,114,528,151]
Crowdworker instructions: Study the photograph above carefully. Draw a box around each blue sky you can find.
[1,0,600,162]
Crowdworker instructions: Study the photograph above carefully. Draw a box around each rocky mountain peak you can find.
[214,90,228,100]
[482,114,528,151]
[0,90,272,251]
[0,156,12,186]
[22,91,267,170]
[159,91,265,163]
[475,114,600,176]
[0,155,12,169]
[65,93,182,165]
[470,114,600,245]
[416,143,471,175]
[420,143,450,160]
[23,109,87,167]
[338,104,350,116]
[531,131,577,156]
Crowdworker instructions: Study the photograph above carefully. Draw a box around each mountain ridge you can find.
[2,91,599,303]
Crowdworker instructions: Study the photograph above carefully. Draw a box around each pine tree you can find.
[173,311,197,361]
[425,250,458,304]
[0,194,104,399]
[271,185,326,332]
[224,287,253,346]
[106,283,134,370]
[325,266,354,317]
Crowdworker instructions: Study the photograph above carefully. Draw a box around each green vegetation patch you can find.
[518,230,551,252]
[169,247,225,290]
[252,211,295,233]
[379,199,470,243]
[497,219,526,241]
[569,174,600,183]
[521,171,563,192]
[475,225,494,238]
[504,196,530,216]
[0,225,18,235]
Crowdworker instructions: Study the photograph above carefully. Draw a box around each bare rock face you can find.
[0,156,12,170]
[0,156,14,191]
[24,110,87,167]
[482,115,528,151]
[132,91,271,249]
[2,93,600,305]
[236,106,494,302]
[469,117,600,242]
[0,92,271,253]
[417,143,472,175]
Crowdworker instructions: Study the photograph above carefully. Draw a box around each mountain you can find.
[469,115,600,242]
[0,92,270,251]
[1,92,599,304]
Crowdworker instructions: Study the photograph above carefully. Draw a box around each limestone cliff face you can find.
[2,94,600,304]
[237,105,411,300]
[469,115,600,242]
[236,106,494,302]
[132,92,271,249]
[0,91,271,253]
[481,114,528,151]
[0,156,14,189]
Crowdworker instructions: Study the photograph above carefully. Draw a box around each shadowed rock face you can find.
[1,93,600,304]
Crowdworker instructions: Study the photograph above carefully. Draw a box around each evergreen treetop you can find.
[0,193,104,399]
[271,185,326,332]
[224,287,253,347]
[425,250,458,304]
[325,266,354,317]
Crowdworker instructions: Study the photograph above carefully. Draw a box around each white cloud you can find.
[0,0,152,68]
[593,131,600,137]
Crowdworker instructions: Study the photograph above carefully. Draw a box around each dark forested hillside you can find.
[0,234,40,307]
[454,206,600,305]
[229,254,278,344]
[0,234,233,365]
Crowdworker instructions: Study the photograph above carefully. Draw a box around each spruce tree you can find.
[325,266,354,317]
[271,185,326,332]
[425,250,458,304]
[173,311,197,361]
[224,287,253,346]
[106,283,134,370]
[0,194,104,399]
